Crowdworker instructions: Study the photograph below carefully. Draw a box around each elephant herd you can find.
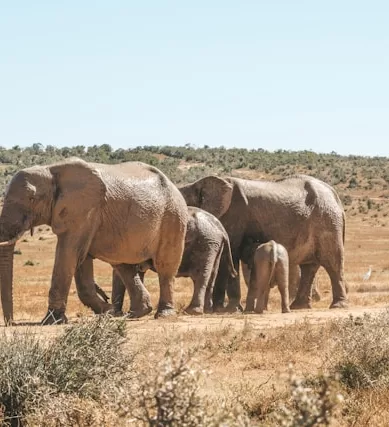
[0,158,348,325]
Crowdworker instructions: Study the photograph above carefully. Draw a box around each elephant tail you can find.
[223,234,238,278]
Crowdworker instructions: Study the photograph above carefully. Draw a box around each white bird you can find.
[362,266,372,281]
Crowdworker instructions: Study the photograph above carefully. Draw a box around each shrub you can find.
[46,316,129,398]
[275,371,343,426]
[118,348,250,426]
[0,317,130,425]
[329,312,389,389]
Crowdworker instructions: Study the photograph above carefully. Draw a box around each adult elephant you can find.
[0,158,188,325]
[179,174,347,312]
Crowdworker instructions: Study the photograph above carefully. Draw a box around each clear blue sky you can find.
[1,1,388,156]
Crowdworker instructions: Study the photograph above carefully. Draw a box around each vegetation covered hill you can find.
[1,143,388,223]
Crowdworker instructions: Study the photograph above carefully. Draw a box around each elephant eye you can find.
[199,190,205,204]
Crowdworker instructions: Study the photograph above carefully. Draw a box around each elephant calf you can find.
[241,240,291,314]
[112,206,237,315]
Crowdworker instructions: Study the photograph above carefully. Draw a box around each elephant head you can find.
[179,176,234,218]
[0,159,105,324]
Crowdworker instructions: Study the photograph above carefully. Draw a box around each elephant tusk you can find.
[0,231,26,247]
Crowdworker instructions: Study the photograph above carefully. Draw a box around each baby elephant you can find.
[241,240,291,314]
[112,206,237,316]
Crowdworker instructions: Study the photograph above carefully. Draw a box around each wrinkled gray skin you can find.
[111,206,238,316]
[0,158,188,325]
[241,240,291,314]
[179,174,347,312]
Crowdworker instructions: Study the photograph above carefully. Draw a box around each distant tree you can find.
[31,143,44,154]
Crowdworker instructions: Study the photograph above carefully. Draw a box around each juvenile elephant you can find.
[241,262,321,303]
[0,158,188,324]
[111,206,237,315]
[241,240,290,314]
[179,175,347,312]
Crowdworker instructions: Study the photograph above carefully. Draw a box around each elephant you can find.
[241,262,321,303]
[110,206,238,316]
[179,174,347,312]
[0,158,188,325]
[240,239,291,314]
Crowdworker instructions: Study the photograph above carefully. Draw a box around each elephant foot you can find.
[213,304,225,313]
[204,305,213,314]
[126,305,153,319]
[92,302,112,314]
[155,304,176,319]
[282,308,292,314]
[290,299,312,310]
[185,306,204,315]
[41,309,68,325]
[3,318,15,327]
[107,309,124,318]
[224,302,244,313]
[330,299,348,309]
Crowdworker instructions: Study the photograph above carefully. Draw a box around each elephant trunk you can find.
[0,244,15,324]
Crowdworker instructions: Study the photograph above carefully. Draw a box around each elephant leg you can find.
[288,264,301,301]
[186,248,218,315]
[245,288,256,312]
[42,235,81,325]
[263,287,270,311]
[225,254,243,313]
[114,264,152,318]
[244,267,258,313]
[110,269,126,316]
[321,255,348,309]
[241,262,251,288]
[254,283,268,314]
[276,268,291,314]
[204,246,223,314]
[290,263,320,310]
[185,274,207,315]
[153,219,186,318]
[74,255,112,314]
[212,264,228,312]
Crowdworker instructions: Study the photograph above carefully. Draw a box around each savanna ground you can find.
[2,146,389,425]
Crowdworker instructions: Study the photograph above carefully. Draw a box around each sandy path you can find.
[2,304,387,338]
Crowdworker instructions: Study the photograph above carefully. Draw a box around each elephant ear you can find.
[199,176,233,218]
[50,159,106,234]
